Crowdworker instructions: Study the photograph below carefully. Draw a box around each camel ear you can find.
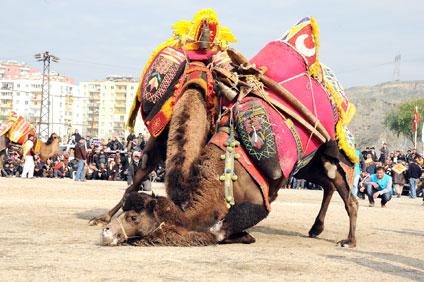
[146,199,157,213]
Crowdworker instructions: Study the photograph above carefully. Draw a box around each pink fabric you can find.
[262,102,298,177]
[251,40,336,166]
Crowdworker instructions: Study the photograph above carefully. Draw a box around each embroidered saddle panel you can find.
[140,47,186,127]
[234,98,282,180]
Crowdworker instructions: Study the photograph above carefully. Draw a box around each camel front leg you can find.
[210,203,268,242]
[89,136,161,226]
[129,225,217,246]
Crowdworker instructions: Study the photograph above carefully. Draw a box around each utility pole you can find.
[34,51,59,140]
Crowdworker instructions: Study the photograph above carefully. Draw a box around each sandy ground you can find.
[0,178,423,282]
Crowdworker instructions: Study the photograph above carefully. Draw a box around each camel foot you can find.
[308,223,324,238]
[88,214,111,226]
[336,239,356,248]
[220,231,256,244]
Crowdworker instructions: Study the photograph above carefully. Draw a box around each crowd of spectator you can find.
[286,144,424,206]
[1,130,164,189]
[353,144,423,206]
[2,130,423,205]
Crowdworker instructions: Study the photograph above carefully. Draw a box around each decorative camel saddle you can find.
[127,11,357,210]
[0,111,36,154]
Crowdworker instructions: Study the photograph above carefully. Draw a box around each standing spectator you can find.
[127,151,141,185]
[352,145,363,198]
[138,134,146,151]
[392,162,407,197]
[406,156,422,199]
[72,129,82,145]
[364,166,393,208]
[126,133,136,151]
[369,147,378,162]
[74,138,87,181]
[21,134,35,178]
[379,143,389,163]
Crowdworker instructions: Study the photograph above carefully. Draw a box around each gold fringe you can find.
[335,123,358,163]
[306,16,357,163]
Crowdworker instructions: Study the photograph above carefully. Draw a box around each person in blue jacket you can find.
[364,166,393,208]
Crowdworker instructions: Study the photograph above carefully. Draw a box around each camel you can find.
[96,13,359,247]
[0,133,60,174]
[34,133,61,160]
[101,87,359,247]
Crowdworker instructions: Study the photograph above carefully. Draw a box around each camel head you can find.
[101,192,161,246]
[45,133,60,145]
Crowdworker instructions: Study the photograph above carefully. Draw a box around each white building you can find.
[79,76,147,139]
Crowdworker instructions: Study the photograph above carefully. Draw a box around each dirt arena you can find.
[0,178,422,281]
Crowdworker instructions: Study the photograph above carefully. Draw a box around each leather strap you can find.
[210,130,271,211]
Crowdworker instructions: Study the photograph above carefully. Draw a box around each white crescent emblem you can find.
[295,34,315,57]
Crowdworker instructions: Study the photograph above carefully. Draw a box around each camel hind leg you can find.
[297,143,358,247]
[296,159,336,238]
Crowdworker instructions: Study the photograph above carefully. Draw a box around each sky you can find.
[1,0,423,87]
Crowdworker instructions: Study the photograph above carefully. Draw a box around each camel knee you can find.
[210,203,268,241]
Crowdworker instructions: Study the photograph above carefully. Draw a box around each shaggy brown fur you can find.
[165,88,210,207]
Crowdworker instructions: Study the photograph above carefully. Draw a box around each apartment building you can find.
[79,76,146,139]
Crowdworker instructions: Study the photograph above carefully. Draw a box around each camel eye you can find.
[130,216,138,222]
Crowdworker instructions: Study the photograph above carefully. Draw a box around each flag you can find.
[280,16,318,67]
[413,106,419,132]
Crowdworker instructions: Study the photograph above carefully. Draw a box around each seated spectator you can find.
[95,149,108,168]
[364,154,376,174]
[107,160,120,181]
[53,160,64,178]
[94,163,109,180]
[107,136,123,151]
[86,162,98,180]
[33,156,43,177]
[364,166,393,208]
[42,159,54,178]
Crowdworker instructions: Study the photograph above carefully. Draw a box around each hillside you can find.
[346,80,424,150]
